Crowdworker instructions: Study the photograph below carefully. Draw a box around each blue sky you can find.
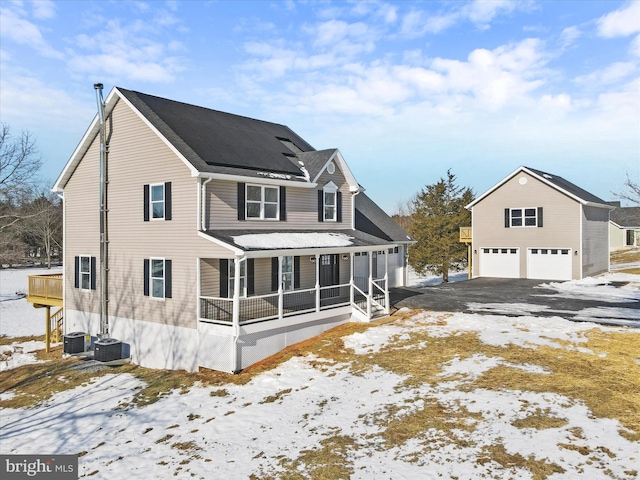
[1,0,639,212]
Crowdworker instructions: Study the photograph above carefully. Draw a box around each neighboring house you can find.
[53,87,413,373]
[609,202,640,250]
[466,166,612,281]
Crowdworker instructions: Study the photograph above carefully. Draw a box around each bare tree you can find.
[0,124,44,266]
[615,173,640,206]
[0,123,42,233]
[23,191,63,268]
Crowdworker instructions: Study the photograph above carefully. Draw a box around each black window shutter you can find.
[279,186,286,221]
[144,184,150,221]
[336,191,343,223]
[164,182,172,221]
[74,256,80,288]
[219,259,229,297]
[90,256,97,290]
[238,183,246,221]
[271,257,278,291]
[165,260,172,298]
[294,256,300,289]
[537,207,543,227]
[504,208,510,228]
[143,259,150,296]
[318,190,324,222]
[247,259,255,295]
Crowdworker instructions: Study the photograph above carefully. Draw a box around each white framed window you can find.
[510,207,537,227]
[281,256,294,291]
[150,258,166,299]
[79,255,92,290]
[229,259,247,298]
[323,183,338,222]
[246,184,279,220]
[150,183,165,220]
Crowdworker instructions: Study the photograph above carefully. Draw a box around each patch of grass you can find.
[209,389,229,397]
[0,355,116,409]
[611,248,640,265]
[271,434,357,480]
[477,443,565,480]
[171,441,201,452]
[374,398,481,451]
[155,434,174,444]
[260,388,292,404]
[512,408,568,430]
[474,330,640,441]
[0,334,45,346]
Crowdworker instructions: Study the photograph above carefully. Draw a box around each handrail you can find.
[28,274,63,301]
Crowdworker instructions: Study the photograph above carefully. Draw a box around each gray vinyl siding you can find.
[471,171,581,279]
[582,206,610,276]
[64,135,101,315]
[206,166,352,230]
[64,99,230,330]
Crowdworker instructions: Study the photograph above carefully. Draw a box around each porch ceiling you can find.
[201,228,400,258]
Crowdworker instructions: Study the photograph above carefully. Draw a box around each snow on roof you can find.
[232,232,354,249]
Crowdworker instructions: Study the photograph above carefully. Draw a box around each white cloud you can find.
[575,61,638,86]
[560,25,582,48]
[597,1,640,38]
[0,5,62,58]
[66,16,186,83]
[400,0,524,37]
[30,0,56,20]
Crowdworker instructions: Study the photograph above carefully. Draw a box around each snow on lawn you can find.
[1,267,639,478]
[407,266,468,287]
[0,312,638,479]
[0,267,63,338]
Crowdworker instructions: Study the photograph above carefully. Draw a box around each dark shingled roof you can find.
[355,192,414,243]
[526,167,607,205]
[117,88,314,177]
[610,207,640,228]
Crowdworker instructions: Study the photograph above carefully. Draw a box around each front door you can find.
[319,254,340,298]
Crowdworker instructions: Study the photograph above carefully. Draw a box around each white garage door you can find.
[527,248,572,280]
[479,248,520,278]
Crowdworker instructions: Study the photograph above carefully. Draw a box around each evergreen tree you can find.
[408,170,474,282]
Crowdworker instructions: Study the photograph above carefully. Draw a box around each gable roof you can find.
[54,87,359,191]
[610,206,640,228]
[466,166,611,209]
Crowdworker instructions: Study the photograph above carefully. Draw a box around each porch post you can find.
[315,254,320,312]
[384,249,390,315]
[349,252,354,305]
[367,251,373,319]
[232,257,241,372]
[278,256,283,320]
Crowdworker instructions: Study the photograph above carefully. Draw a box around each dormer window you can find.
[318,182,342,223]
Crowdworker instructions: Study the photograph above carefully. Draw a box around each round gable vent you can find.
[327,162,335,174]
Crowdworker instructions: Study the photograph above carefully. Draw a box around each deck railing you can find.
[27,274,63,305]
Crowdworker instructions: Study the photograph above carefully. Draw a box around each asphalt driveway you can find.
[391,277,640,328]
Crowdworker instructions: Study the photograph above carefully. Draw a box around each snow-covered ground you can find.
[406,265,469,287]
[0,267,63,337]
[1,266,639,479]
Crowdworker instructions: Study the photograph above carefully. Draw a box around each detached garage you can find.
[467,166,613,280]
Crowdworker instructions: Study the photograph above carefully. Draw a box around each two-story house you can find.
[53,87,413,373]
[466,166,612,281]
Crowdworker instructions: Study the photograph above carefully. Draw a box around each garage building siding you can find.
[471,171,581,280]
[582,205,610,277]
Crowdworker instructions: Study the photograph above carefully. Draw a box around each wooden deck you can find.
[26,274,63,307]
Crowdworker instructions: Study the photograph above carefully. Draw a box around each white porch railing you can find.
[200,283,355,326]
